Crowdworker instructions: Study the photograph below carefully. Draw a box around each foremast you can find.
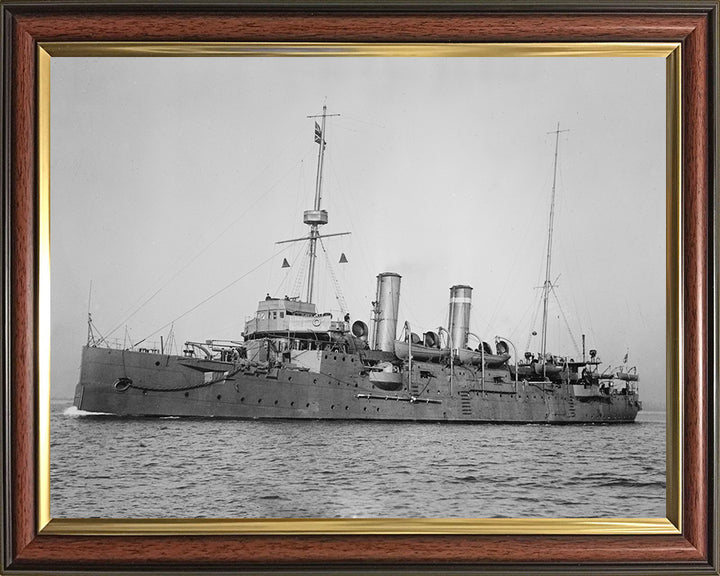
[276,104,348,305]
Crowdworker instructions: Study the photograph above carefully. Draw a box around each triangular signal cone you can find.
[281,258,291,268]
[339,253,348,264]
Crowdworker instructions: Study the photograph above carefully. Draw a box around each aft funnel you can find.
[371,272,401,352]
[448,285,473,352]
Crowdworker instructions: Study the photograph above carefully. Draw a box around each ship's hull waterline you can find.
[74,346,640,423]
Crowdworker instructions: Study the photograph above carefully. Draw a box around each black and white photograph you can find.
[50,54,666,519]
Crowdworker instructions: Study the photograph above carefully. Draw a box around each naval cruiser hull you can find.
[74,346,640,423]
[73,113,643,425]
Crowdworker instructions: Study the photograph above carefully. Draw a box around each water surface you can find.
[51,402,665,518]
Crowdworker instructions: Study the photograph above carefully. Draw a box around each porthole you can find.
[241,397,245,402]
[363,407,367,412]
[376,407,380,412]
[291,402,295,407]
[324,355,328,359]
[331,405,335,409]
[345,406,348,410]
[342,357,346,362]
[306,403,310,407]
[313,378,317,384]
[334,355,337,360]
[184,392,189,398]
[288,376,292,381]
[155,361,160,366]
[274,400,278,405]
[258,398,262,403]
[217,395,222,400]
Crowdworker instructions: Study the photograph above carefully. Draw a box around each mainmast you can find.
[276,104,347,305]
[540,123,568,377]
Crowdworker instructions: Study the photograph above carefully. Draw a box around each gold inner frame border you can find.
[36,41,682,536]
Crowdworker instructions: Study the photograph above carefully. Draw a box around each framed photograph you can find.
[1,1,717,574]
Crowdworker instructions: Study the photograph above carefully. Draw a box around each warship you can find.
[73,108,642,423]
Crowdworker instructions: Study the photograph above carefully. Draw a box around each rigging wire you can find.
[133,243,294,348]
[272,157,311,299]
[319,237,348,314]
[524,289,545,352]
[556,161,597,345]
[273,238,308,298]
[290,249,310,300]
[103,141,308,341]
[397,296,427,336]
[508,296,537,344]
[550,285,581,355]
[92,320,111,348]
[483,160,553,336]
[339,115,387,130]
[436,304,449,331]
[294,159,306,239]
[326,154,375,286]
[166,324,175,356]
[272,258,295,297]
[332,124,361,135]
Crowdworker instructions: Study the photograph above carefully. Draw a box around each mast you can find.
[305,106,329,303]
[276,104,347,305]
[540,123,568,377]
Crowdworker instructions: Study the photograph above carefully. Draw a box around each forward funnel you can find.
[371,272,401,352]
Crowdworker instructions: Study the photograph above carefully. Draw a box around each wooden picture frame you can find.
[1,1,717,573]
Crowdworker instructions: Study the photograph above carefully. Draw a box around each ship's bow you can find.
[73,345,125,414]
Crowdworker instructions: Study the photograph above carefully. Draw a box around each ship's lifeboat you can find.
[511,364,535,378]
[533,362,563,375]
[368,362,403,391]
[456,348,511,367]
[394,340,449,361]
[615,371,639,382]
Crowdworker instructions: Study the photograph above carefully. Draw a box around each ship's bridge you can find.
[243,296,348,339]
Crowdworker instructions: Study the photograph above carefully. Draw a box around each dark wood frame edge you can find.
[0,0,717,14]
[1,2,717,574]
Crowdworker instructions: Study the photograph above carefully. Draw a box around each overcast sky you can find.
[50,56,666,407]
